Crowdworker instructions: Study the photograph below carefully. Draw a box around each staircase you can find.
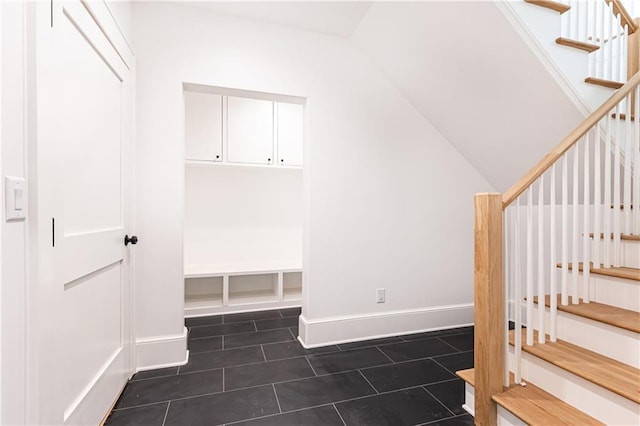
[461,0,640,424]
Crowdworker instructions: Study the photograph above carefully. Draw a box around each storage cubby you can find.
[183,84,304,317]
[228,274,278,306]
[283,272,302,301]
[184,277,224,310]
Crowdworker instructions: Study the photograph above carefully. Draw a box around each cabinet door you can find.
[184,91,223,161]
[227,96,274,165]
[277,102,303,166]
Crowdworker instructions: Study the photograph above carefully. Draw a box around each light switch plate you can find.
[5,176,26,221]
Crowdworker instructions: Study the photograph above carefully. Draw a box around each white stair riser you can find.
[508,346,640,425]
[463,382,475,417]
[593,239,640,268]
[533,305,640,368]
[497,406,526,426]
[558,272,640,311]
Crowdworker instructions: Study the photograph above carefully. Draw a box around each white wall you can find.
[1,2,27,423]
[133,2,495,353]
[351,1,591,193]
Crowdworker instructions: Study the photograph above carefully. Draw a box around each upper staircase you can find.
[461,0,640,424]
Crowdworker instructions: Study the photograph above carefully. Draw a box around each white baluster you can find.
[604,113,612,267]
[514,198,522,384]
[504,209,510,388]
[550,164,558,342]
[634,86,640,236]
[614,102,622,266]
[583,132,591,303]
[593,122,602,267]
[624,93,632,235]
[562,154,569,305]
[572,145,580,304]
[527,188,534,346]
[538,176,545,343]
[609,4,615,80]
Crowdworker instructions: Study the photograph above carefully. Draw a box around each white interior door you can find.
[32,1,135,424]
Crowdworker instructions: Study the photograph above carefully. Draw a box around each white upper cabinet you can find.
[276,102,304,167]
[184,91,223,161]
[227,96,274,165]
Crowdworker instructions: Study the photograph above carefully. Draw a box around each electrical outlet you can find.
[376,288,385,303]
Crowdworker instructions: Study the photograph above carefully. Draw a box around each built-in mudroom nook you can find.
[182,84,304,318]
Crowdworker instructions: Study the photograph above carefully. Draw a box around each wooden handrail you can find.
[502,71,640,209]
[606,0,638,35]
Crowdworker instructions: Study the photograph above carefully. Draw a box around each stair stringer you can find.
[496,0,613,113]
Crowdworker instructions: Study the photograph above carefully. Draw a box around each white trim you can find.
[495,0,592,116]
[298,303,473,348]
[135,327,189,371]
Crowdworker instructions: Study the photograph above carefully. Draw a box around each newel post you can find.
[474,193,504,426]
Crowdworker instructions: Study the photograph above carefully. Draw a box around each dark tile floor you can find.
[105,308,474,426]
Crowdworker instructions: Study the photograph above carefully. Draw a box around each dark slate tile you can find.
[421,413,474,426]
[185,315,223,327]
[188,336,222,353]
[290,326,299,336]
[432,351,474,374]
[189,321,255,339]
[308,347,391,375]
[379,338,459,362]
[179,346,264,374]
[224,329,294,349]
[439,333,474,352]
[425,378,466,415]
[115,370,222,408]
[338,336,404,351]
[279,307,301,317]
[262,341,340,361]
[229,405,344,426]
[164,385,279,426]
[225,357,315,391]
[105,402,168,426]
[224,310,282,324]
[361,359,455,392]
[130,367,178,381]
[255,316,299,331]
[275,371,376,412]
[335,387,452,426]
[402,327,474,342]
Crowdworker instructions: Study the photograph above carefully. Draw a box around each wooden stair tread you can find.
[589,232,640,241]
[533,294,640,333]
[559,262,640,281]
[585,77,625,89]
[493,379,605,425]
[524,0,571,14]
[509,330,640,403]
[556,37,600,53]
[456,368,475,386]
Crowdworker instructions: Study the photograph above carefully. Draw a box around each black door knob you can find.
[124,234,138,246]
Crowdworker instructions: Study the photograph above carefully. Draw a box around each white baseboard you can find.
[135,327,189,371]
[298,303,473,348]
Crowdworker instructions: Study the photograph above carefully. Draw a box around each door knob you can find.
[124,234,138,246]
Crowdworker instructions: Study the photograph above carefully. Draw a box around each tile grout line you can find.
[356,369,379,394]
[332,403,347,426]
[430,356,463,376]
[436,337,464,353]
[160,401,170,426]
[260,345,267,362]
[417,413,472,426]
[374,345,396,364]
[272,384,283,414]
[422,385,457,417]
[222,368,225,392]
[303,356,318,376]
